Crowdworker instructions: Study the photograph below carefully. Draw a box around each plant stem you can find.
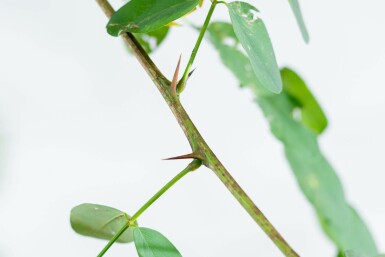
[130,160,201,222]
[97,222,130,257]
[95,1,300,256]
[177,0,217,93]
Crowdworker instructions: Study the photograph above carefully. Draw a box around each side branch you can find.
[95,1,299,256]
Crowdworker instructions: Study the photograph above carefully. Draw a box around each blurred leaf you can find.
[344,251,385,257]
[207,21,378,256]
[227,1,282,93]
[288,0,309,43]
[134,26,170,53]
[207,22,238,45]
[107,0,199,36]
[344,251,368,257]
[207,23,255,88]
[133,227,182,257]
[281,68,328,134]
[70,203,137,243]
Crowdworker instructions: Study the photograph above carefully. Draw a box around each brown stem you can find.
[94,1,300,256]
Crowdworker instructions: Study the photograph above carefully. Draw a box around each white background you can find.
[0,0,384,256]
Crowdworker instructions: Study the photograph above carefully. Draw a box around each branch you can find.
[95,1,300,256]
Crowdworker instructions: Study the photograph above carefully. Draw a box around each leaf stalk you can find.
[130,160,202,222]
[97,222,130,257]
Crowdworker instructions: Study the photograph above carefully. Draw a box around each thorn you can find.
[163,153,200,161]
[187,68,196,81]
[171,54,182,97]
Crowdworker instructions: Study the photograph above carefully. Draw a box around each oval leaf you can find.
[288,0,309,43]
[107,0,199,36]
[70,203,137,243]
[133,227,182,257]
[227,1,282,93]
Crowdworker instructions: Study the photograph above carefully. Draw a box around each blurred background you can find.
[0,0,384,256]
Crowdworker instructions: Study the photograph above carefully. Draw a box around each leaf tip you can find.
[106,23,121,37]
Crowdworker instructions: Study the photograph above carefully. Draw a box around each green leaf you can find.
[134,26,170,53]
[227,1,282,93]
[288,0,309,43]
[107,0,199,36]
[70,203,137,243]
[133,227,182,257]
[207,21,378,256]
[281,67,328,134]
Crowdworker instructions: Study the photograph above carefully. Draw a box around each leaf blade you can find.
[70,203,137,243]
[107,0,199,36]
[133,227,182,257]
[227,1,282,93]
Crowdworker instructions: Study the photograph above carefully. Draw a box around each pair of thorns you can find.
[170,55,195,97]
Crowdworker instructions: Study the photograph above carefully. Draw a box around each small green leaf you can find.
[107,0,199,36]
[288,0,309,43]
[134,26,170,53]
[133,227,182,257]
[227,1,282,93]
[70,203,137,243]
[281,68,328,134]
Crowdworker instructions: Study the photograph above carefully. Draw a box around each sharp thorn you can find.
[163,153,200,161]
[171,54,182,97]
[187,68,196,81]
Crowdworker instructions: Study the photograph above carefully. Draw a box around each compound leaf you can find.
[207,21,378,256]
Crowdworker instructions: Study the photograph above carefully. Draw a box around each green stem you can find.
[97,222,130,257]
[130,160,201,222]
[177,0,217,93]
